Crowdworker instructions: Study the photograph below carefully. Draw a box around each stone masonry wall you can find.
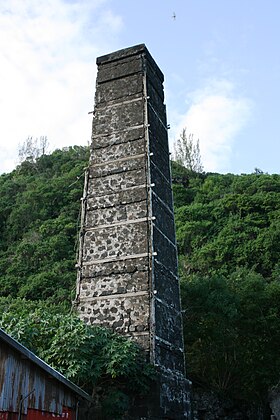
[75,44,191,419]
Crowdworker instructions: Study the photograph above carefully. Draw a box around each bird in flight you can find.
[172,11,176,20]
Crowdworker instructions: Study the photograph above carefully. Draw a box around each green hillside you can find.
[172,162,280,408]
[0,146,88,303]
[0,149,280,413]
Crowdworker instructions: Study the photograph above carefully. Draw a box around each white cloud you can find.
[0,0,122,174]
[172,80,252,173]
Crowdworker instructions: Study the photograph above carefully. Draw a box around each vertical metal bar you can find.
[17,389,34,420]
[142,53,156,364]
[75,168,89,302]
[75,401,79,420]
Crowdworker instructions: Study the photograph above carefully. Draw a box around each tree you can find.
[180,269,280,403]
[174,128,203,173]
[18,136,49,164]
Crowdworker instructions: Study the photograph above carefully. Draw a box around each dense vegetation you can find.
[172,162,280,408]
[0,146,88,303]
[0,148,280,413]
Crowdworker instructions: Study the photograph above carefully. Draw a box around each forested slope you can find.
[173,163,280,277]
[0,150,280,412]
[172,162,280,408]
[0,146,88,303]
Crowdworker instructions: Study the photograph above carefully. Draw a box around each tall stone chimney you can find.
[75,44,191,419]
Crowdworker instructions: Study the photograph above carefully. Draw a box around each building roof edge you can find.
[0,328,94,403]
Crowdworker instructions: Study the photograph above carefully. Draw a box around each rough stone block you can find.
[153,260,181,309]
[81,256,149,279]
[79,294,150,334]
[82,221,149,262]
[148,108,169,152]
[127,367,191,419]
[131,333,150,351]
[96,73,143,104]
[152,194,176,243]
[86,186,147,210]
[147,81,166,121]
[97,55,143,83]
[154,299,184,349]
[85,200,147,227]
[159,371,192,419]
[80,270,149,299]
[146,60,164,99]
[154,340,185,373]
[150,137,171,181]
[87,168,146,196]
[151,163,173,210]
[90,154,146,178]
[91,137,145,165]
[92,99,144,136]
[91,127,144,150]
[153,226,178,274]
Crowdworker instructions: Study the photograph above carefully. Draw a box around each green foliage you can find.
[18,136,49,164]
[173,128,204,173]
[0,305,154,415]
[174,171,280,278]
[172,165,280,405]
[181,270,280,402]
[0,145,89,304]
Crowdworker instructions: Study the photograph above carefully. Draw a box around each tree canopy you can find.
[0,147,280,414]
[172,161,280,407]
[0,146,89,303]
[173,128,203,173]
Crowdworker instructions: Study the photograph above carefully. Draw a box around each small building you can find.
[0,328,93,419]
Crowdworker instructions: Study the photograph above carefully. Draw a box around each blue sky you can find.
[0,0,279,174]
